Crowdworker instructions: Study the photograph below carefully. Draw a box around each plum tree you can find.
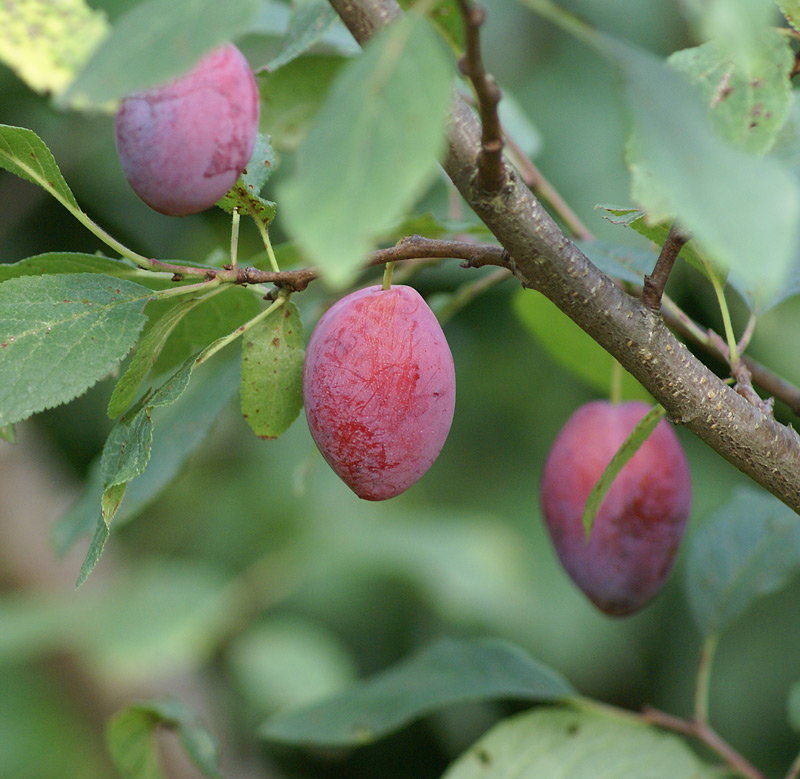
[114,43,259,216]
[302,284,456,500]
[540,400,692,616]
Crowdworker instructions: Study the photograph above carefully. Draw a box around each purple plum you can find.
[115,43,259,216]
[540,400,691,616]
[303,285,456,500]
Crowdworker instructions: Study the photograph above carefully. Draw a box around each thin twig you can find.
[642,708,766,779]
[455,0,506,191]
[642,222,689,310]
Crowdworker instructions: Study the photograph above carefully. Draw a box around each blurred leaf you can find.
[582,405,665,538]
[0,125,80,209]
[605,34,800,305]
[51,354,240,555]
[227,615,357,714]
[216,134,277,223]
[59,0,261,108]
[261,638,576,747]
[0,0,108,96]
[669,33,793,154]
[0,424,15,443]
[441,706,718,778]
[259,55,346,151]
[108,298,201,418]
[781,1,800,31]
[497,86,543,159]
[574,237,656,285]
[107,698,222,779]
[0,273,151,427]
[513,289,650,401]
[0,252,170,287]
[399,0,465,53]
[279,14,453,287]
[78,357,199,586]
[684,485,800,636]
[789,680,800,732]
[265,0,339,72]
[241,300,304,438]
[599,207,715,280]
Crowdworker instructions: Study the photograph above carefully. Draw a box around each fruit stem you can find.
[610,359,623,405]
[382,261,395,290]
[230,209,241,269]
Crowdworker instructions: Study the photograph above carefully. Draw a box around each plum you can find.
[114,43,259,216]
[303,285,455,500]
[540,400,691,616]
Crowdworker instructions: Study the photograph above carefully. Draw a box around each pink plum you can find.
[540,400,691,616]
[115,43,259,216]
[303,285,456,500]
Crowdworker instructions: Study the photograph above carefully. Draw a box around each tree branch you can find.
[642,222,689,310]
[327,0,800,514]
[455,0,506,191]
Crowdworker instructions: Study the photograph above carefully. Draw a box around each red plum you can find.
[540,400,691,616]
[115,43,259,216]
[303,285,455,500]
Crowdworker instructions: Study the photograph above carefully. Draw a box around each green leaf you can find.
[265,0,340,72]
[604,35,800,305]
[261,638,576,747]
[788,680,800,732]
[599,207,712,278]
[0,0,109,95]
[146,286,261,375]
[258,55,347,151]
[574,237,657,285]
[278,14,453,287]
[240,301,304,438]
[399,0,465,53]
[78,357,200,586]
[513,289,650,401]
[0,125,80,209]
[669,33,793,154]
[684,485,800,636]
[51,355,240,555]
[582,405,666,538]
[108,299,201,418]
[59,0,261,108]
[781,0,800,31]
[215,134,277,222]
[441,706,718,779]
[0,273,152,427]
[0,252,169,287]
[0,424,16,444]
[106,698,222,779]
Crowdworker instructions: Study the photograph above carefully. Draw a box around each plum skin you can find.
[303,285,456,501]
[540,400,691,616]
[114,43,259,216]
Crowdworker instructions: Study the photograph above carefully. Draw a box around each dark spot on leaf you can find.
[567,723,580,736]
[271,338,280,347]
[476,748,491,765]
[1,343,6,348]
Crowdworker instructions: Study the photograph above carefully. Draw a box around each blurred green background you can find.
[2,0,800,777]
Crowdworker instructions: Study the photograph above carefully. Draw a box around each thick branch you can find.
[328,0,800,513]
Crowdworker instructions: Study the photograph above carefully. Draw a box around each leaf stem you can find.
[195,293,289,367]
[255,218,281,273]
[150,277,223,301]
[231,209,241,269]
[708,269,739,365]
[694,634,718,725]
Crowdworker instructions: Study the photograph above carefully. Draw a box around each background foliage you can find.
[2,0,800,777]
